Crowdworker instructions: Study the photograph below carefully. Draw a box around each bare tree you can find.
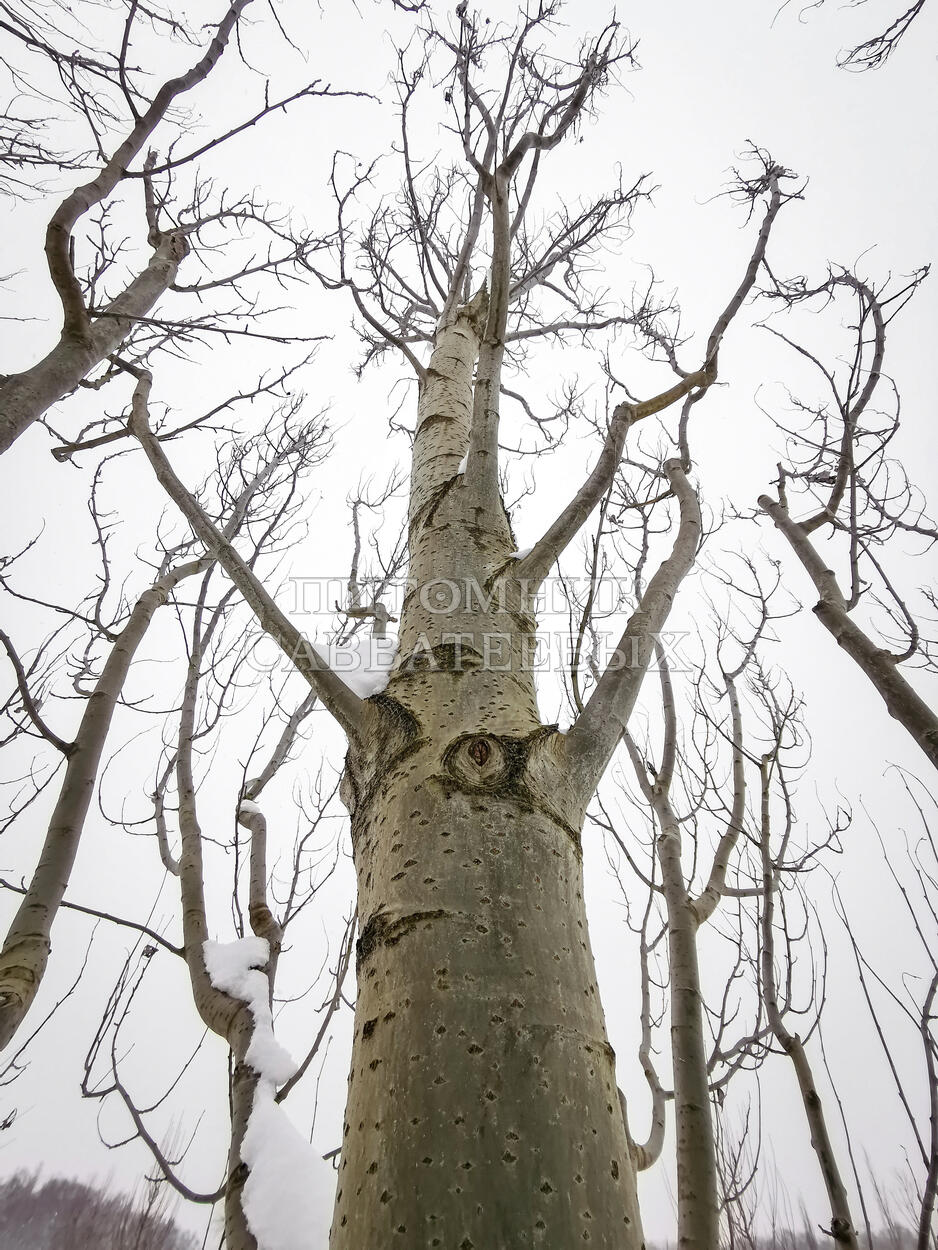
[591,538,854,1250]
[0,4,932,1249]
[0,401,331,1046]
[75,461,403,1249]
[114,8,813,1243]
[756,266,938,772]
[0,0,347,455]
[777,0,929,70]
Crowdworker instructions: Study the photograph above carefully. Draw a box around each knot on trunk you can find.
[444,732,515,791]
[468,738,490,767]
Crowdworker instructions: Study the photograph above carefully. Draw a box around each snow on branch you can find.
[204,937,324,1250]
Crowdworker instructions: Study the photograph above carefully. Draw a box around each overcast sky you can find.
[1,1,936,1245]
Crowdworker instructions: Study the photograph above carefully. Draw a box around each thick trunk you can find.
[331,294,644,1247]
[333,697,643,1248]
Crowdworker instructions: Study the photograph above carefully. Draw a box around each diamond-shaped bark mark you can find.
[469,739,490,766]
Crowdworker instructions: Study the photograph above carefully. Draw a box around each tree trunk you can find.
[661,848,719,1249]
[334,705,643,1249]
[225,1027,260,1250]
[0,562,202,1050]
[330,302,645,1248]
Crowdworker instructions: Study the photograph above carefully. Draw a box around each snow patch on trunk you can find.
[313,633,398,697]
[204,937,326,1250]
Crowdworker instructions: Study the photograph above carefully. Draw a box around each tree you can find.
[0,3,934,1249]
[0,0,343,456]
[123,10,808,1244]
[777,0,930,70]
[0,1169,198,1250]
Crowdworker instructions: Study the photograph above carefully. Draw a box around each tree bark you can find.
[330,302,646,1248]
[759,495,938,773]
[0,233,188,454]
[334,704,644,1249]
[660,816,719,1250]
[624,715,721,1250]
[0,559,204,1051]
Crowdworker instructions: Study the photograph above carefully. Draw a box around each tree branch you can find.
[129,373,366,740]
[565,459,702,791]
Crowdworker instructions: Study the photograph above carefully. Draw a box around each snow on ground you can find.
[204,937,327,1250]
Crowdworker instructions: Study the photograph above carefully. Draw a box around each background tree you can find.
[776,0,930,70]
[0,0,345,456]
[0,1170,198,1250]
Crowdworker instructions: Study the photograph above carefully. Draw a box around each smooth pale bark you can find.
[0,559,205,1051]
[0,0,252,454]
[665,890,717,1250]
[330,299,648,1248]
[567,460,702,787]
[175,621,262,1250]
[335,701,644,1249]
[759,758,858,1248]
[624,720,720,1250]
[759,495,938,772]
[653,812,718,1250]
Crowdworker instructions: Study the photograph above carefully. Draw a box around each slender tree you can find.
[0,0,342,456]
[757,268,938,772]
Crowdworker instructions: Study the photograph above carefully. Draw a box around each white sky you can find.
[1,1,937,1246]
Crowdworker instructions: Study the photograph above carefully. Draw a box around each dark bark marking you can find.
[469,738,490,766]
[356,907,447,969]
[398,641,484,675]
[417,475,460,531]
